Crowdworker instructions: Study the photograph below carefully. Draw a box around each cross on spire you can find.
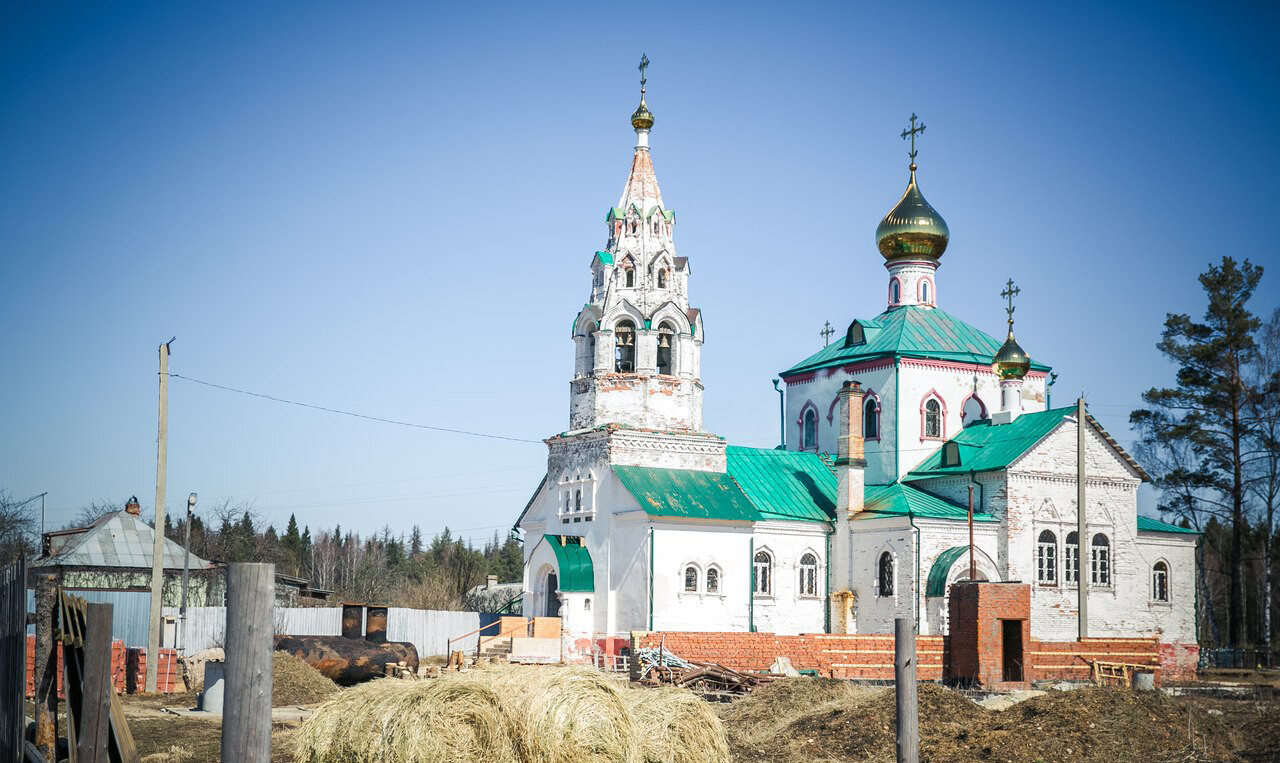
[901,113,926,169]
[820,320,835,347]
[1001,278,1021,326]
[639,54,649,98]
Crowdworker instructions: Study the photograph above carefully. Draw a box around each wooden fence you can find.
[1,557,27,763]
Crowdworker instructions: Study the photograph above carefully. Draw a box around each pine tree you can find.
[409,525,423,557]
[1132,256,1263,647]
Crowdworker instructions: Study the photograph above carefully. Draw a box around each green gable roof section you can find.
[856,483,997,523]
[905,407,1075,478]
[594,251,614,266]
[1137,515,1199,535]
[725,446,836,522]
[782,306,1052,377]
[926,546,971,597]
[546,535,594,592]
[613,465,762,522]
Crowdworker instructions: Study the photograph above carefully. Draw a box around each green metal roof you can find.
[725,446,836,522]
[594,251,614,265]
[781,306,1052,377]
[546,535,595,592]
[613,465,762,522]
[905,407,1075,478]
[856,483,997,522]
[925,546,970,597]
[1137,515,1198,535]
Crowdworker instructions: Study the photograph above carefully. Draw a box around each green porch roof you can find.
[905,407,1075,478]
[613,465,762,522]
[856,483,997,522]
[781,306,1052,377]
[725,446,836,522]
[926,546,971,597]
[1137,515,1198,535]
[546,535,594,592]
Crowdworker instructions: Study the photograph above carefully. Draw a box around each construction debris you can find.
[634,646,778,699]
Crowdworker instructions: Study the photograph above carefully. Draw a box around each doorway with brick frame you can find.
[1001,619,1024,682]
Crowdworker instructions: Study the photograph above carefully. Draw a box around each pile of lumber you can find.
[634,647,778,699]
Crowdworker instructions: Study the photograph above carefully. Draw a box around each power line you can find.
[169,373,543,444]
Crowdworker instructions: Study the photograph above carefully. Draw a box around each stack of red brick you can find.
[24,636,182,696]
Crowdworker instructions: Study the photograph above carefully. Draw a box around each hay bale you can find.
[293,663,639,763]
[293,677,517,763]
[458,663,639,763]
[624,685,729,763]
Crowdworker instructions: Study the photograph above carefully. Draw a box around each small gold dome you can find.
[993,329,1031,380]
[631,100,654,130]
[876,168,949,261]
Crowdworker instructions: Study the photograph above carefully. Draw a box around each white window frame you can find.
[1090,533,1111,588]
[753,550,773,597]
[1151,560,1170,604]
[798,552,819,598]
[1036,530,1058,586]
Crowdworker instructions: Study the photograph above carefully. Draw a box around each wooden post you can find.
[221,563,274,763]
[894,617,919,763]
[77,603,113,763]
[32,570,58,761]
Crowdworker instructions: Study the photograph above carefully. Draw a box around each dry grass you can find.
[623,685,730,763]
[272,651,339,707]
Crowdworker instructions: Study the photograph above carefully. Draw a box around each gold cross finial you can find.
[1001,278,1021,326]
[820,320,835,347]
[901,113,926,170]
[639,54,649,99]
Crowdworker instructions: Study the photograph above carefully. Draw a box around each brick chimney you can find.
[831,381,866,613]
[125,496,141,516]
[486,575,498,590]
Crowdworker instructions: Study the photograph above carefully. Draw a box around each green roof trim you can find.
[905,407,1075,478]
[546,535,595,592]
[725,446,836,522]
[594,251,614,265]
[607,207,624,220]
[925,546,971,597]
[614,465,762,522]
[857,483,997,522]
[782,306,1051,377]
[1137,515,1198,535]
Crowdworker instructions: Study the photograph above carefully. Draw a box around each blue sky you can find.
[2,1,1277,544]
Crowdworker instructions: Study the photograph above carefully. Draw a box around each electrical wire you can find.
[168,373,543,444]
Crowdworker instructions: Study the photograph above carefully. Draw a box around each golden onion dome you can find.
[876,167,950,261]
[992,328,1031,380]
[631,99,654,130]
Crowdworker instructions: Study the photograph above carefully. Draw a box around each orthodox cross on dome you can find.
[820,321,835,347]
[639,53,649,98]
[1001,278,1021,325]
[901,113,926,169]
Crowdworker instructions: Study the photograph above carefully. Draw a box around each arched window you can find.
[864,396,879,439]
[574,490,582,513]
[1036,530,1057,585]
[706,567,720,594]
[890,279,901,304]
[1064,532,1080,584]
[920,280,931,303]
[624,267,635,287]
[614,320,635,372]
[1152,561,1169,602]
[1091,534,1111,586]
[657,322,675,375]
[877,552,894,597]
[753,551,772,595]
[802,409,818,450]
[962,395,987,426]
[684,565,699,593]
[564,492,571,514]
[924,398,942,438]
[657,268,668,288]
[799,553,818,597]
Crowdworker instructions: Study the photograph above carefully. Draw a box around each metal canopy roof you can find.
[613,465,762,522]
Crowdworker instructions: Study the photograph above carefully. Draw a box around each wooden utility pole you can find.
[146,338,174,693]
[222,563,274,763]
[77,603,114,763]
[894,617,919,763]
[1077,396,1088,640]
[32,569,58,760]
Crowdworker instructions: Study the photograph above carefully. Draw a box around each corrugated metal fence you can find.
[25,589,153,647]
[168,606,479,658]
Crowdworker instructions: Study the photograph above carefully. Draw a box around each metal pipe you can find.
[749,537,755,633]
[341,603,365,640]
[365,606,388,643]
[772,379,786,449]
[180,492,196,654]
[1077,396,1088,639]
[647,526,654,631]
[968,485,975,581]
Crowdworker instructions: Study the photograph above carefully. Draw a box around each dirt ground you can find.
[717,678,1280,763]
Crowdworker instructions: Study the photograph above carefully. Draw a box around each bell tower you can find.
[568,56,705,433]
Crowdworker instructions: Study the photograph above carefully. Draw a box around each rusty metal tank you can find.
[275,603,418,685]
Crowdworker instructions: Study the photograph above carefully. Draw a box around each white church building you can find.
[515,71,1197,653]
